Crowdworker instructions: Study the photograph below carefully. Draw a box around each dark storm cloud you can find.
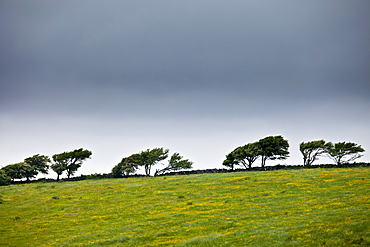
[1,0,369,117]
[1,1,370,174]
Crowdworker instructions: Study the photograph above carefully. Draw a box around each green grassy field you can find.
[1,168,369,246]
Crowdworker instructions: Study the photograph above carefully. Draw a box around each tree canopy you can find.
[52,148,92,180]
[223,142,260,170]
[257,135,289,168]
[113,148,193,177]
[24,154,50,175]
[1,162,35,181]
[0,169,11,186]
[223,136,289,169]
[222,153,239,170]
[154,152,193,176]
[112,155,140,178]
[326,142,365,165]
[135,148,169,176]
[1,154,51,181]
[299,140,328,166]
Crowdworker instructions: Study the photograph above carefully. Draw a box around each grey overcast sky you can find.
[1,0,369,177]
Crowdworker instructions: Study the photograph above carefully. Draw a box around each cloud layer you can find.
[1,1,369,176]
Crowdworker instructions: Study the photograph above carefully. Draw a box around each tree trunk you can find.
[336,157,342,166]
[240,161,248,169]
[261,156,267,168]
[248,160,253,169]
[145,165,151,176]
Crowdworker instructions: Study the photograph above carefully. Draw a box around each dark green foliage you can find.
[258,135,289,168]
[24,154,50,175]
[1,162,35,181]
[135,148,169,176]
[1,154,50,182]
[326,142,365,165]
[225,146,247,169]
[114,148,192,177]
[112,155,139,178]
[223,142,260,170]
[222,153,238,170]
[50,162,65,182]
[241,142,260,168]
[154,152,193,176]
[0,170,11,186]
[51,148,92,181]
[80,173,113,180]
[300,140,328,166]
[224,136,289,169]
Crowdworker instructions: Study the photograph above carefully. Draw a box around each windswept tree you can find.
[24,154,50,176]
[223,142,260,170]
[1,154,51,182]
[240,142,260,168]
[299,140,328,166]
[115,148,191,177]
[1,162,35,181]
[112,154,140,178]
[326,142,365,165]
[222,153,238,170]
[135,148,169,176]
[154,152,193,176]
[52,148,92,180]
[258,135,289,168]
[229,146,249,169]
[50,162,66,182]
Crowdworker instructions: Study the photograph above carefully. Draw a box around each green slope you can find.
[1,168,369,246]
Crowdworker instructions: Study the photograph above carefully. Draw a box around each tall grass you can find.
[1,168,369,246]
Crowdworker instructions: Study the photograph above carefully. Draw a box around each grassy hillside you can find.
[1,168,369,246]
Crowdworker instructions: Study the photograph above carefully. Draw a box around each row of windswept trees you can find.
[0,136,366,185]
[111,148,193,178]
[223,135,365,170]
[0,147,193,184]
[0,148,92,184]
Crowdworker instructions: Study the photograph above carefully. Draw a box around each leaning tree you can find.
[24,154,50,176]
[112,154,140,178]
[1,162,35,181]
[257,135,289,168]
[299,140,328,166]
[135,148,169,176]
[326,141,365,165]
[154,152,193,176]
[223,142,260,170]
[52,148,92,181]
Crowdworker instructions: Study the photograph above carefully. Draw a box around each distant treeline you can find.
[7,162,370,185]
[0,135,366,186]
